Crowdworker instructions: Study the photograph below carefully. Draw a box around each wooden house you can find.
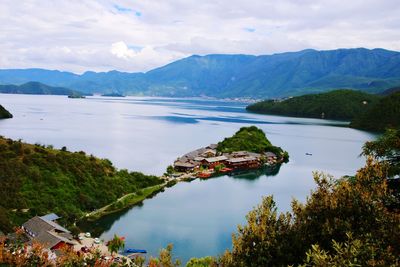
[22,214,77,251]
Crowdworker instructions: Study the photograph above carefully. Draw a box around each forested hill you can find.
[0,137,162,233]
[0,81,86,96]
[0,105,12,119]
[216,126,289,162]
[1,48,400,98]
[350,91,400,132]
[246,90,380,120]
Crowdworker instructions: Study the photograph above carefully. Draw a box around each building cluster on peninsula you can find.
[173,144,280,178]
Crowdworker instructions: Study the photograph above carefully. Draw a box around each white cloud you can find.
[111,41,136,59]
[0,0,399,73]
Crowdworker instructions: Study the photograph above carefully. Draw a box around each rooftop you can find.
[204,156,228,163]
[22,215,76,250]
[227,156,258,163]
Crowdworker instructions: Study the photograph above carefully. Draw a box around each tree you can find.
[219,159,400,266]
[107,234,125,256]
[149,244,181,267]
[186,256,218,267]
[298,233,399,267]
[362,128,400,177]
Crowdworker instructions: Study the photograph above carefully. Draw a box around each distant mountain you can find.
[351,91,400,132]
[0,105,12,119]
[0,82,86,96]
[246,90,380,120]
[1,48,400,98]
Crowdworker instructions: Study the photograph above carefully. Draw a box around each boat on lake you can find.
[125,248,147,254]
[197,172,212,178]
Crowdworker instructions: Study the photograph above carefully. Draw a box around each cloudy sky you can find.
[1,0,399,73]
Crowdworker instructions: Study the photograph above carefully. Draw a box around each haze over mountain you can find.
[1,48,400,98]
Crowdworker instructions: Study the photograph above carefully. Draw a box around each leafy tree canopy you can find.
[350,92,400,132]
[0,136,162,233]
[247,89,380,121]
[217,126,285,156]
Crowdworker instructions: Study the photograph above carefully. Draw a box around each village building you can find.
[226,156,261,169]
[173,161,199,172]
[264,152,277,159]
[201,156,228,168]
[22,213,77,250]
[200,149,217,158]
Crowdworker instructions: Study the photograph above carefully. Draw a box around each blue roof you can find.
[40,213,60,222]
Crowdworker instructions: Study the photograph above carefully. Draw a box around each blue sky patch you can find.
[244,27,256,32]
[114,4,133,13]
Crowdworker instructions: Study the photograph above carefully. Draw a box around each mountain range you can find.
[1,48,400,98]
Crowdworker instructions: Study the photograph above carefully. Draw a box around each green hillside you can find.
[0,105,12,119]
[0,81,86,96]
[247,90,380,120]
[0,137,162,233]
[350,92,400,132]
[217,126,289,161]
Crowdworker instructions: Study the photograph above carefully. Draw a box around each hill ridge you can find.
[1,48,400,98]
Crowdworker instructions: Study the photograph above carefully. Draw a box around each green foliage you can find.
[350,92,400,132]
[214,163,225,173]
[166,165,175,175]
[0,105,12,119]
[219,159,400,266]
[0,137,162,233]
[298,233,399,267]
[217,126,285,155]
[107,234,125,255]
[247,90,380,120]
[149,244,181,267]
[0,82,86,96]
[186,256,218,267]
[362,128,400,177]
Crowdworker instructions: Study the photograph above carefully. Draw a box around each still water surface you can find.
[0,94,375,263]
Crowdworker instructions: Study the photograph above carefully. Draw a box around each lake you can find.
[0,94,376,263]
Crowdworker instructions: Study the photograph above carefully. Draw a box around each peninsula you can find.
[0,81,86,96]
[246,89,380,120]
[0,105,12,119]
[171,126,289,178]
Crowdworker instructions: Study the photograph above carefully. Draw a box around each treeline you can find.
[247,89,380,120]
[350,91,400,132]
[0,137,162,233]
[0,81,87,96]
[0,105,12,119]
[247,89,400,132]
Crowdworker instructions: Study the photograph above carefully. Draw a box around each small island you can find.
[171,126,289,179]
[68,92,86,98]
[101,92,125,97]
[0,104,12,119]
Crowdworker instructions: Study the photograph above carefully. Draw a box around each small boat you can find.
[305,153,313,156]
[125,248,147,254]
[197,172,212,178]
[220,167,233,173]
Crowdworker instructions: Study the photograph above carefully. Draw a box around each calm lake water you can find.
[0,94,376,263]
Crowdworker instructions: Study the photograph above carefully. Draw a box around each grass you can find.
[85,183,166,221]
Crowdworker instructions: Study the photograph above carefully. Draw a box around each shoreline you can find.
[83,182,169,221]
